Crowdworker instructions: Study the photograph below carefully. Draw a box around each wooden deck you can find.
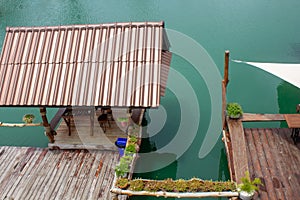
[224,114,300,200]
[0,146,120,200]
[49,110,128,150]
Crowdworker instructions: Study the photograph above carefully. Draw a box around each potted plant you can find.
[238,171,262,200]
[226,102,243,119]
[23,114,35,124]
[117,117,128,127]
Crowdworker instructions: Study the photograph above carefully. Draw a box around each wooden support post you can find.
[40,107,55,143]
[222,50,230,130]
[223,50,230,87]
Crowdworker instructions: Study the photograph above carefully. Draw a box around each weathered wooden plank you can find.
[21,150,59,199]
[244,129,269,200]
[226,118,249,183]
[284,114,300,128]
[276,129,300,197]
[267,128,294,199]
[252,128,277,200]
[0,147,33,198]
[47,151,74,200]
[0,147,29,195]
[95,152,118,199]
[242,113,285,121]
[14,148,52,199]
[28,150,65,200]
[72,152,98,199]
[69,151,103,199]
[87,154,111,200]
[260,129,286,200]
[26,150,60,200]
[3,148,41,198]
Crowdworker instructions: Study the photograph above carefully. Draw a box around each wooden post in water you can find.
[222,50,230,129]
[223,50,230,87]
[40,107,55,143]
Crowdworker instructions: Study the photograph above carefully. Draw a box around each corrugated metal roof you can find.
[0,21,171,107]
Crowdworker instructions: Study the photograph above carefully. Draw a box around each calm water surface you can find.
[1,1,300,199]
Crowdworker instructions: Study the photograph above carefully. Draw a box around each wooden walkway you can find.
[224,114,300,200]
[0,146,120,200]
[49,110,128,151]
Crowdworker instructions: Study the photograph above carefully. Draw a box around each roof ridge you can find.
[6,21,165,32]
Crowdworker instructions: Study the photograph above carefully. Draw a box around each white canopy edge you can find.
[232,60,300,89]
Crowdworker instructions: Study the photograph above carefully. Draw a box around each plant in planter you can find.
[226,102,243,119]
[238,171,262,200]
[129,179,144,191]
[117,117,129,127]
[115,159,130,177]
[125,143,137,154]
[128,135,138,144]
[23,114,35,124]
[115,178,129,189]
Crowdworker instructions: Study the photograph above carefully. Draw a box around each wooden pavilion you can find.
[0,21,172,148]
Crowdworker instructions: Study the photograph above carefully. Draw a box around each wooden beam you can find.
[50,107,66,130]
[40,107,55,143]
[226,117,249,183]
[242,113,285,121]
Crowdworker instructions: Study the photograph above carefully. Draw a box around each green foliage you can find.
[129,179,144,191]
[188,178,205,192]
[238,171,262,193]
[117,117,128,122]
[128,135,138,143]
[115,178,237,192]
[115,159,130,177]
[226,102,243,118]
[23,114,35,123]
[174,179,188,192]
[121,155,133,164]
[116,178,129,189]
[125,144,136,153]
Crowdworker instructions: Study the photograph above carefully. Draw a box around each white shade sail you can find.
[233,60,300,89]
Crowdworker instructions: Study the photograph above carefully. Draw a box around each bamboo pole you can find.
[0,122,43,127]
[40,107,55,143]
[110,188,239,198]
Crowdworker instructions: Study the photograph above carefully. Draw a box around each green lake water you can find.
[1,1,300,200]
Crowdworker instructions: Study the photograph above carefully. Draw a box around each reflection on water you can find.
[277,82,300,127]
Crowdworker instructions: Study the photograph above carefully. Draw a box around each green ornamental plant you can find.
[23,114,35,124]
[115,159,130,177]
[125,144,137,153]
[226,102,243,119]
[238,171,262,200]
